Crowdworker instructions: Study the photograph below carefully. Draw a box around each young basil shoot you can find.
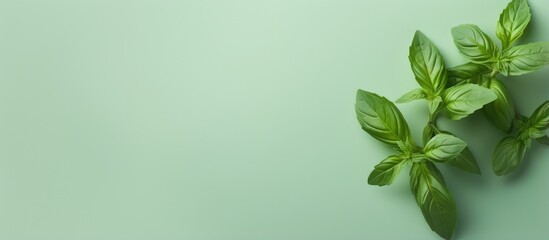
[356,90,463,239]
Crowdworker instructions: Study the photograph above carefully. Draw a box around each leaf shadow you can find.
[439,163,486,239]
[503,143,544,184]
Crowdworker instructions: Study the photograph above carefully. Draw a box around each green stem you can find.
[490,69,498,79]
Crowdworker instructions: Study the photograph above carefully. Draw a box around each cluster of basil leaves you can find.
[355,0,549,239]
[447,0,549,176]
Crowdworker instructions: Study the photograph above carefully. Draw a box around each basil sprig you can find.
[356,90,464,239]
[398,31,493,175]
[355,0,549,238]
[493,101,549,175]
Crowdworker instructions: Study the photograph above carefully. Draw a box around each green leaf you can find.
[451,24,499,64]
[409,30,447,96]
[428,96,442,115]
[424,133,467,162]
[368,155,405,186]
[526,128,546,139]
[433,130,481,174]
[355,90,412,146]
[422,124,436,146]
[526,100,549,131]
[500,42,549,76]
[481,78,515,133]
[446,147,481,175]
[496,0,531,50]
[442,83,497,120]
[396,88,427,103]
[410,162,456,240]
[447,62,491,81]
[492,136,527,176]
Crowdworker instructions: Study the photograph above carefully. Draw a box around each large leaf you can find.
[452,24,499,64]
[492,136,527,176]
[410,162,457,240]
[446,147,481,175]
[496,0,531,50]
[355,90,412,146]
[442,83,497,120]
[424,133,467,162]
[481,78,515,133]
[500,42,549,76]
[368,155,405,186]
[409,30,447,96]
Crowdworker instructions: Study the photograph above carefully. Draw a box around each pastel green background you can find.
[1,0,548,239]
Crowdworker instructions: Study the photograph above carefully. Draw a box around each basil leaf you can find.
[409,30,447,96]
[526,128,546,139]
[481,78,515,133]
[492,136,527,176]
[446,147,481,175]
[447,62,491,81]
[442,83,497,120]
[496,0,531,50]
[368,155,405,186]
[451,24,499,64]
[526,100,549,131]
[410,162,456,240]
[422,124,436,146]
[424,133,467,162]
[432,130,481,174]
[355,90,412,146]
[396,88,427,103]
[500,42,549,76]
[428,96,442,115]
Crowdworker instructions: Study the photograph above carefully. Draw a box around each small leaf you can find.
[422,124,436,146]
[481,78,515,133]
[492,136,527,176]
[409,30,447,96]
[410,162,457,240]
[442,83,497,120]
[446,147,481,175]
[434,130,481,174]
[526,100,549,131]
[496,0,531,50]
[500,42,549,76]
[368,155,405,186]
[527,128,546,139]
[451,24,499,64]
[428,96,442,115]
[396,88,427,103]
[447,62,491,81]
[355,90,412,146]
[424,133,467,162]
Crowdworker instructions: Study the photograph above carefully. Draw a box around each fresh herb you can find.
[446,0,549,175]
[356,90,462,239]
[355,0,549,238]
[493,101,549,175]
